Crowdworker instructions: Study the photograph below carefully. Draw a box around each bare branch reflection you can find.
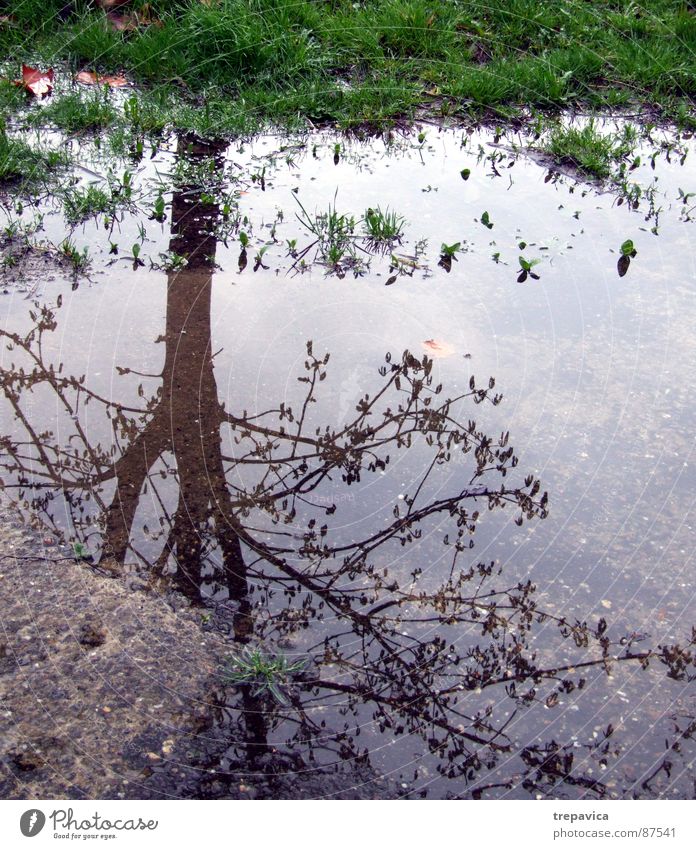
[1,137,694,798]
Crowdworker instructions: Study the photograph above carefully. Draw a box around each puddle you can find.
[1,122,695,799]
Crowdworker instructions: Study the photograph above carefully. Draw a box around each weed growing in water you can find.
[59,237,90,275]
[438,240,461,273]
[224,647,306,704]
[61,183,112,225]
[0,122,66,188]
[293,192,362,274]
[150,193,166,222]
[542,121,636,180]
[71,540,89,561]
[517,255,541,283]
[617,238,637,277]
[33,90,117,134]
[362,206,405,249]
[294,193,412,275]
[480,210,493,229]
[157,251,188,272]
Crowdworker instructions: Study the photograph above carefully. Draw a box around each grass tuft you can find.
[0,122,67,187]
[542,121,636,180]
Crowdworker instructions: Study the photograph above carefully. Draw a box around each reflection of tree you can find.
[1,138,695,798]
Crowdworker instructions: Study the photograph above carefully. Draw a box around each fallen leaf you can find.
[95,0,131,7]
[76,70,129,87]
[422,339,455,358]
[600,599,612,609]
[19,65,54,97]
[0,15,16,25]
[75,70,98,85]
[107,11,138,31]
[106,4,161,30]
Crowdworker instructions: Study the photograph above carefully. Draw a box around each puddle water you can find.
[1,123,695,799]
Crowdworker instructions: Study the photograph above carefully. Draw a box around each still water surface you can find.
[1,124,695,798]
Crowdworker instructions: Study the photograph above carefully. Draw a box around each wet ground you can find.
[1,121,695,799]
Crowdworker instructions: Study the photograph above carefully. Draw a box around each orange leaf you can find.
[75,70,98,85]
[76,70,129,87]
[101,74,129,87]
[422,339,455,358]
[21,65,54,97]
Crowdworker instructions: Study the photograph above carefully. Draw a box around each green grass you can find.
[60,183,113,224]
[59,236,91,274]
[224,646,306,704]
[542,120,637,179]
[31,91,117,133]
[294,193,358,268]
[0,121,66,187]
[362,206,405,246]
[0,1,694,134]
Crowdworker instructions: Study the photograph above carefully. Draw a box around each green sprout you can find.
[617,239,637,277]
[159,251,188,272]
[438,241,461,273]
[517,255,541,282]
[440,241,461,258]
[620,239,637,257]
[151,193,166,222]
[480,210,493,229]
[60,238,90,275]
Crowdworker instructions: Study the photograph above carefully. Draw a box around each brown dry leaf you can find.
[75,70,99,85]
[0,15,17,25]
[106,5,161,31]
[19,65,54,97]
[422,339,455,358]
[138,4,162,26]
[76,70,129,88]
[101,74,129,88]
[107,11,138,31]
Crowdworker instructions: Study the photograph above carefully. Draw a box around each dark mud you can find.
[0,507,221,799]
[0,237,76,298]
[0,512,400,800]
